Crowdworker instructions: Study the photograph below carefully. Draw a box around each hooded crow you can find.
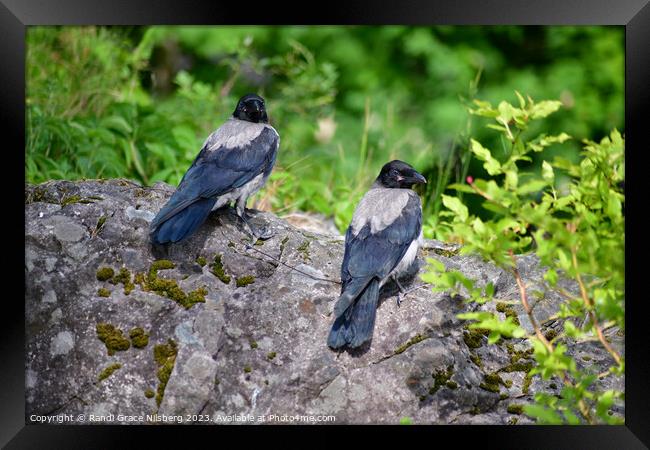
[150,94,280,245]
[327,160,427,350]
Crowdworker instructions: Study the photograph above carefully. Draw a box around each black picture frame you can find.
[5,0,649,447]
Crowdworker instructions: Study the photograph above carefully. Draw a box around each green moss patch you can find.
[244,366,252,373]
[149,259,175,278]
[249,340,258,349]
[97,260,207,308]
[544,329,558,341]
[463,327,489,349]
[97,288,111,298]
[196,256,207,267]
[25,187,56,204]
[97,266,134,294]
[495,302,520,326]
[503,343,535,373]
[236,275,256,288]
[469,353,483,368]
[129,327,149,349]
[60,195,97,206]
[210,254,231,284]
[522,374,533,394]
[144,389,155,398]
[296,240,311,261]
[423,365,455,397]
[502,360,534,373]
[96,323,131,355]
[479,372,507,393]
[432,247,460,257]
[96,267,115,281]
[142,260,207,309]
[507,404,524,415]
[153,339,178,407]
[184,287,208,308]
[98,363,122,382]
[267,352,277,360]
[394,334,427,355]
[110,267,135,295]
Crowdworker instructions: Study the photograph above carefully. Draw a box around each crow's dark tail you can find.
[327,278,380,349]
[150,197,217,244]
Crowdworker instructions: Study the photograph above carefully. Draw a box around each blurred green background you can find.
[26,26,623,235]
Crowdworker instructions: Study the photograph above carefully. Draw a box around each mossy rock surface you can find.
[24,180,624,424]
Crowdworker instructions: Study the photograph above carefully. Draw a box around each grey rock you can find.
[50,331,74,356]
[25,180,624,424]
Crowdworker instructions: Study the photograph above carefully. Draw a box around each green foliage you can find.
[423,95,624,424]
[399,416,413,425]
[26,26,623,232]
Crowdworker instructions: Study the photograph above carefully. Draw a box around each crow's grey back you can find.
[350,187,412,236]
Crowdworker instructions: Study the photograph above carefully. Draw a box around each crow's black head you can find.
[233,94,268,123]
[376,160,427,189]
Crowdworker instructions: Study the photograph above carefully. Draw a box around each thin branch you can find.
[570,246,622,366]
[509,249,592,423]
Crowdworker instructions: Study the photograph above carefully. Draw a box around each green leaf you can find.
[472,217,487,235]
[172,125,199,151]
[484,282,495,298]
[481,202,510,215]
[606,191,622,219]
[557,249,572,272]
[470,139,502,175]
[529,100,563,119]
[517,180,547,195]
[486,124,508,133]
[515,91,526,109]
[128,141,147,183]
[523,404,563,424]
[100,115,133,136]
[542,161,555,183]
[544,268,558,286]
[505,170,518,190]
[564,321,581,339]
[447,183,475,194]
[442,195,469,222]
[497,101,523,128]
[563,409,581,425]
[426,257,446,273]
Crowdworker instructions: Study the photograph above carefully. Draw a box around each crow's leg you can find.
[235,198,274,245]
[391,277,429,307]
[392,275,407,307]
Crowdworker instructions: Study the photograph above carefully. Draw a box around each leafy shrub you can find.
[421,94,624,424]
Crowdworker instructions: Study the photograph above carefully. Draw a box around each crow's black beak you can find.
[412,172,427,184]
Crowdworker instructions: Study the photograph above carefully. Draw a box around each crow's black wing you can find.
[150,126,279,232]
[335,192,421,316]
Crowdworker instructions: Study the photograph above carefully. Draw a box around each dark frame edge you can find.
[4,0,649,448]
[625,1,650,448]
[0,0,27,446]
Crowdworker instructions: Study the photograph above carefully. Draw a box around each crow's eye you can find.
[390,169,400,177]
